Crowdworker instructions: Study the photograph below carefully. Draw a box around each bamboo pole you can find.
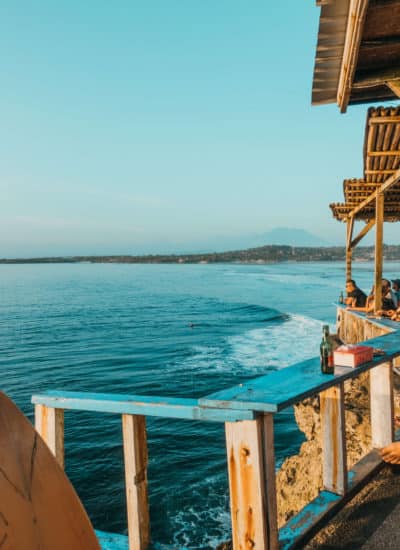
[374,193,384,312]
[346,217,354,281]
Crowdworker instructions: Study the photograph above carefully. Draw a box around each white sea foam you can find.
[178,314,327,378]
[227,313,326,373]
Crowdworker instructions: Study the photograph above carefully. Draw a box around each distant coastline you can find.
[2,244,400,264]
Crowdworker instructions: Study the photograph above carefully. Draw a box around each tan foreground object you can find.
[0,391,100,550]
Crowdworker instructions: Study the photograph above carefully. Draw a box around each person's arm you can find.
[347,305,368,311]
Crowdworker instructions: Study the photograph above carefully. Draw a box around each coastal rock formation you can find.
[276,373,374,526]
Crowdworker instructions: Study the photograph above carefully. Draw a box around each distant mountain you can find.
[175,227,331,254]
[253,227,330,247]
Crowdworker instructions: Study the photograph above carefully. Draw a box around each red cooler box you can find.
[333,345,374,367]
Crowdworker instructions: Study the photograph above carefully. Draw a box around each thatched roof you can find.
[330,106,400,221]
[312,0,400,112]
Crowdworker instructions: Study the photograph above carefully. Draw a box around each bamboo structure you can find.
[330,107,400,311]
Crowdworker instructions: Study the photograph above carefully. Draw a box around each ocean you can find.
[2,261,400,548]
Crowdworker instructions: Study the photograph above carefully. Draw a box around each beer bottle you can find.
[339,291,344,304]
[320,325,334,374]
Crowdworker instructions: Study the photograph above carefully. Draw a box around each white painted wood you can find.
[370,361,394,448]
[320,384,347,495]
[122,414,150,550]
[225,419,268,550]
[262,414,279,550]
[35,404,65,468]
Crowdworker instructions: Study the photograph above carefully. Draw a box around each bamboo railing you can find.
[31,309,400,550]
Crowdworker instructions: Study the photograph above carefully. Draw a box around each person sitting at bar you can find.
[344,279,367,307]
[377,279,396,312]
[391,279,400,306]
[347,280,395,313]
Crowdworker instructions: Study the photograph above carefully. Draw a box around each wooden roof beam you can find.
[337,0,369,113]
[353,68,400,90]
[350,219,375,248]
[387,80,400,97]
[345,167,400,220]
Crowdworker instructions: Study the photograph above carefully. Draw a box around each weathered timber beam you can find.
[354,69,400,89]
[387,80,400,98]
[337,0,369,113]
[362,37,400,47]
[345,167,400,220]
[350,219,375,248]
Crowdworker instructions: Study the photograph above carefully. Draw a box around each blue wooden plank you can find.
[96,530,191,550]
[279,491,340,550]
[200,331,400,412]
[278,445,388,549]
[96,530,128,550]
[31,390,255,422]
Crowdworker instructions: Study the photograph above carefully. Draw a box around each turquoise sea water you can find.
[2,261,400,548]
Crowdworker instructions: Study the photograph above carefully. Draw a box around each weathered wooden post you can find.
[374,192,384,312]
[320,384,348,495]
[35,404,65,468]
[225,416,278,550]
[122,414,150,550]
[370,361,394,448]
[346,217,354,281]
[262,414,279,548]
[225,418,267,549]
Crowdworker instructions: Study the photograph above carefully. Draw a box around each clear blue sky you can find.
[1,1,399,257]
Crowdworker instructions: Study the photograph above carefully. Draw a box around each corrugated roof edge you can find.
[311,0,350,106]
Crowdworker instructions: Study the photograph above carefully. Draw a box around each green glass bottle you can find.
[320,325,334,374]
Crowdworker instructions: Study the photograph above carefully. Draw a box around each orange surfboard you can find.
[0,392,101,550]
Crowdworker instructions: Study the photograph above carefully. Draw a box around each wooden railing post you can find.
[122,414,150,550]
[262,414,279,550]
[35,404,65,468]
[320,384,347,495]
[370,361,394,448]
[225,418,270,550]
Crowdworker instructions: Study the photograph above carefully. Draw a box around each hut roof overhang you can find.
[312,0,400,112]
[330,106,400,222]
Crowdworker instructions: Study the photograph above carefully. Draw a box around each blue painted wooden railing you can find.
[31,309,400,550]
